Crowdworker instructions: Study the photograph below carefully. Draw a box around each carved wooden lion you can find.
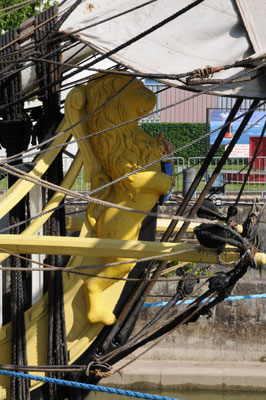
[74,73,172,325]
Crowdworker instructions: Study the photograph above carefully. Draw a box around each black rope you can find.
[34,6,62,130]
[242,198,261,249]
[194,222,249,252]
[34,7,69,399]
[197,199,227,221]
[0,25,31,400]
[0,26,31,151]
[10,217,30,400]
[101,250,253,366]
[124,274,197,346]
[44,157,68,399]
[234,121,266,209]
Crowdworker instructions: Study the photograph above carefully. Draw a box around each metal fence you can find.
[62,156,91,192]
[187,157,266,197]
[0,156,91,193]
[0,156,265,197]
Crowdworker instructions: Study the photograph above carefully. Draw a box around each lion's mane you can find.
[85,73,162,195]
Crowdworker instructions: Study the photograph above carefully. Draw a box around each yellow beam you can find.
[0,152,83,265]
[157,220,199,233]
[0,118,71,221]
[65,217,200,233]
[0,234,264,265]
[65,217,243,234]
[156,219,243,234]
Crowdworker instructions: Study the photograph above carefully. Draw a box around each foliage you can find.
[141,122,225,160]
[0,0,54,33]
[162,261,215,278]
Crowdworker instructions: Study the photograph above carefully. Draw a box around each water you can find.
[87,389,266,400]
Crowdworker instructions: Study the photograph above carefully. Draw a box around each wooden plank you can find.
[0,234,264,265]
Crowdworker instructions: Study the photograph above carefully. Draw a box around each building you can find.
[144,79,266,124]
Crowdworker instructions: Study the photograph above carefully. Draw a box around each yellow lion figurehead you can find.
[85,72,163,195]
[86,72,157,122]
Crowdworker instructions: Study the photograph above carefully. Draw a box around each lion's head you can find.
[85,73,163,195]
[85,72,157,123]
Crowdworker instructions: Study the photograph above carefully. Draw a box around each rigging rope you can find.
[1,103,263,266]
[0,60,265,171]
[10,217,29,400]
[0,25,31,400]
[143,293,266,308]
[232,121,266,211]
[0,0,39,12]
[99,100,252,351]
[0,369,184,400]
[0,245,217,280]
[101,250,253,367]
[0,103,263,238]
[96,99,261,364]
[0,3,264,396]
[34,7,69,398]
[0,97,264,194]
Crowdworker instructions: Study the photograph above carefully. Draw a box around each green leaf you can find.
[0,0,56,33]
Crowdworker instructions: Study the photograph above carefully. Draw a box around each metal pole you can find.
[173,99,260,243]
[101,99,244,350]
[162,98,243,242]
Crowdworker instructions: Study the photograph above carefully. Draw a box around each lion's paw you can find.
[87,307,116,326]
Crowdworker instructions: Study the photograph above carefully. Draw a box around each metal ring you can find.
[218,253,238,266]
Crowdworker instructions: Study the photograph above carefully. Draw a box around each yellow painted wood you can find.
[0,230,263,397]
[64,85,102,182]
[0,118,71,221]
[71,74,177,325]
[0,151,84,397]
[156,219,243,234]
[65,216,84,231]
[0,77,253,397]
[0,234,265,265]
[65,217,198,232]
[23,151,82,235]
[0,152,82,265]
[65,217,243,235]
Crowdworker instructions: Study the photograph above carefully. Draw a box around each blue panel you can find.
[209,109,266,145]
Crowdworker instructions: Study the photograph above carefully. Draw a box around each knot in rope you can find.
[194,222,251,254]
[208,271,230,292]
[197,199,227,221]
[85,361,113,378]
[194,65,214,80]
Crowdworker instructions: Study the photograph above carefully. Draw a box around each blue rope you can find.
[0,369,183,400]
[142,293,266,308]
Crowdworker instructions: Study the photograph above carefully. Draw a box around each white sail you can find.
[20,0,266,98]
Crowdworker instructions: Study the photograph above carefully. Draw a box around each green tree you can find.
[0,0,54,33]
